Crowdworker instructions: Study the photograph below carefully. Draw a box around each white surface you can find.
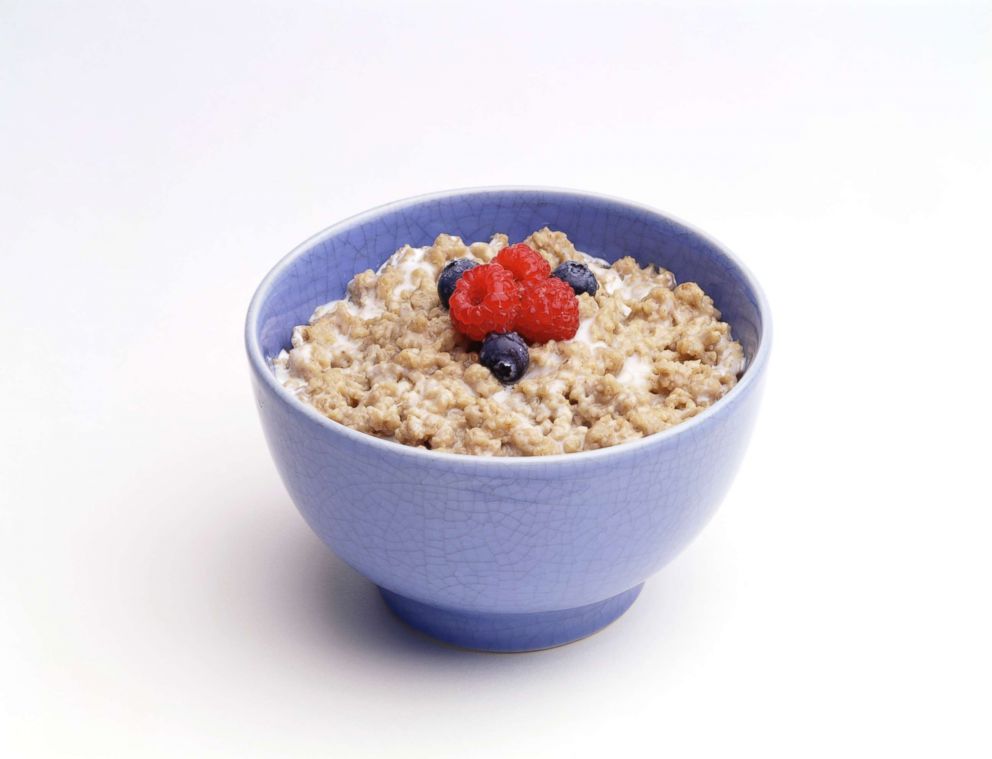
[2,1,990,756]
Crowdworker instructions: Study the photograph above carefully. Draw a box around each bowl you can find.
[245,188,771,652]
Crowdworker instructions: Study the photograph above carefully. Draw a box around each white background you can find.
[2,1,990,756]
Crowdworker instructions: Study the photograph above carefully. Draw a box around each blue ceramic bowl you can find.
[246,188,771,652]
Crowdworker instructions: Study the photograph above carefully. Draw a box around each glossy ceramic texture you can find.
[246,188,770,652]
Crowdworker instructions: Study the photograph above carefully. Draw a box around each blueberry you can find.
[551,261,598,296]
[479,332,530,385]
[437,258,478,308]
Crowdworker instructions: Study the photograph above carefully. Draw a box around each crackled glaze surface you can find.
[246,188,770,651]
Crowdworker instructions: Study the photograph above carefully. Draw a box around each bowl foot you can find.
[378,584,644,652]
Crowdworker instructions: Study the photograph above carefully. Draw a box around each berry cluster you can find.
[437,244,598,384]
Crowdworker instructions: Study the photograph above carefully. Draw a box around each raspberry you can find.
[493,244,551,284]
[514,277,580,343]
[449,264,521,341]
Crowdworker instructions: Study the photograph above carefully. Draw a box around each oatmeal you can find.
[272,228,745,456]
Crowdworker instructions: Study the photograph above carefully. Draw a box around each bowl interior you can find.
[252,189,765,367]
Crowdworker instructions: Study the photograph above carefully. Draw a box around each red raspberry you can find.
[514,277,580,343]
[493,244,551,283]
[449,264,522,341]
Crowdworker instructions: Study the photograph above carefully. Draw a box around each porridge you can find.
[272,228,745,456]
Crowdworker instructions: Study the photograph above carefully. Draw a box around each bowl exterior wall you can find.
[251,361,764,614]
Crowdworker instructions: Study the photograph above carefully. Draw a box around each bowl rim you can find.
[245,185,772,467]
